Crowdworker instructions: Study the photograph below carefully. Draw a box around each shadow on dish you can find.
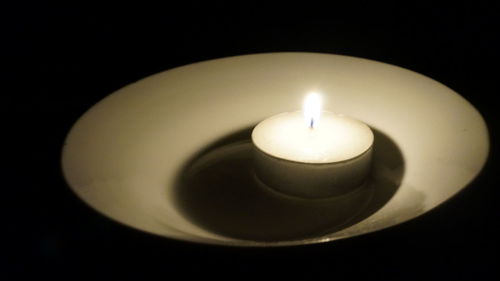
[173,126,405,242]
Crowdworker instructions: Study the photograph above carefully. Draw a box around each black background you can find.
[4,1,499,280]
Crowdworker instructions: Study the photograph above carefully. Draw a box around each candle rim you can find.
[252,111,374,164]
[254,142,373,165]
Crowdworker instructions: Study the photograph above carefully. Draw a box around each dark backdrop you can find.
[4,1,499,280]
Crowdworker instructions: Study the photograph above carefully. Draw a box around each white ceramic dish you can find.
[62,52,489,246]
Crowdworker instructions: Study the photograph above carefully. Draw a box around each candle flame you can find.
[303,92,321,128]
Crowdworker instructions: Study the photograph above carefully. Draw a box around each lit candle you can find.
[252,93,374,198]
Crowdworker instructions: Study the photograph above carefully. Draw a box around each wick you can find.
[310,118,314,129]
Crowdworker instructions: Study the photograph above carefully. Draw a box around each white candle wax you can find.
[252,111,373,163]
[252,107,374,199]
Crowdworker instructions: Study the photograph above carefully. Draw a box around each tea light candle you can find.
[252,93,374,198]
